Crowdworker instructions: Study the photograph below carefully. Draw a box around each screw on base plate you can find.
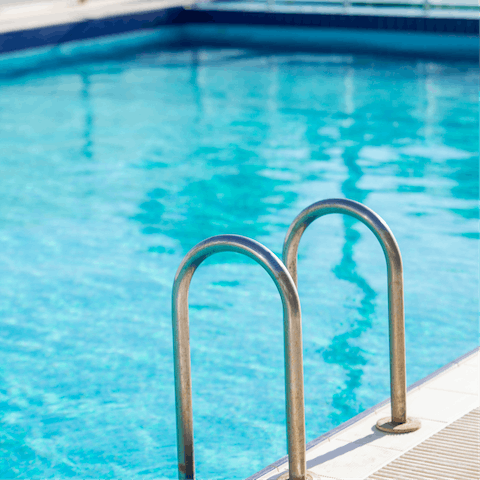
[375,417,421,434]
[277,471,321,480]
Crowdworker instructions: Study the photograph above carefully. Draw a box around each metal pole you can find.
[282,199,420,433]
[172,234,316,480]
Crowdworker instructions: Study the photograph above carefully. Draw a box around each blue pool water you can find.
[0,31,478,479]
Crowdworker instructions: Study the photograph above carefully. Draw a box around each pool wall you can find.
[0,6,183,55]
[0,3,478,59]
[180,23,478,60]
[181,7,479,34]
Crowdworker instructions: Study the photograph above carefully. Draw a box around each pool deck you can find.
[0,0,189,35]
[248,347,479,480]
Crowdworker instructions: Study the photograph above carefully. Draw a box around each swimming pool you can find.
[0,31,478,479]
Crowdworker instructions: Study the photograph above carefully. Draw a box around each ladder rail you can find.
[172,234,308,480]
[283,198,420,432]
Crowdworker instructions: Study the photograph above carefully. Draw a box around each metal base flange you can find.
[277,471,321,480]
[375,417,421,434]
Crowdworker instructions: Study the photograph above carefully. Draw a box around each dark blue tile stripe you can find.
[176,8,479,34]
[245,346,480,480]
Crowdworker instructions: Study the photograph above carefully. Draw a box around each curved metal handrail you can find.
[172,234,311,480]
[283,199,420,433]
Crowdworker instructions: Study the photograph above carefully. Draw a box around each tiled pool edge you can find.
[1,4,478,58]
[245,346,480,480]
[0,5,184,55]
[366,407,480,479]
[184,7,479,35]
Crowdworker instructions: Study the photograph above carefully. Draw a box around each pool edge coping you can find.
[245,345,480,480]
[1,2,478,57]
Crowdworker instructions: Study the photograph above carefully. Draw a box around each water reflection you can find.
[132,51,298,254]
[134,148,297,253]
[131,51,478,434]
[322,69,377,424]
[80,72,94,160]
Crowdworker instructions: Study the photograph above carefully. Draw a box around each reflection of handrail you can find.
[283,199,420,433]
[172,234,316,480]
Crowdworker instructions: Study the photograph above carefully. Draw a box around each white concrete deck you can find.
[367,406,479,479]
[251,348,479,480]
[0,0,192,35]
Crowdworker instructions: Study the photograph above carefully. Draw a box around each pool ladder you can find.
[171,198,420,480]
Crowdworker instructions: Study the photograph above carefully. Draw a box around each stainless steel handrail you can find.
[172,234,316,480]
[283,198,420,433]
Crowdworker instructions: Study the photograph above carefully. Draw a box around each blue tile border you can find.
[0,7,183,54]
[0,27,184,79]
[177,8,479,35]
[1,4,478,56]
